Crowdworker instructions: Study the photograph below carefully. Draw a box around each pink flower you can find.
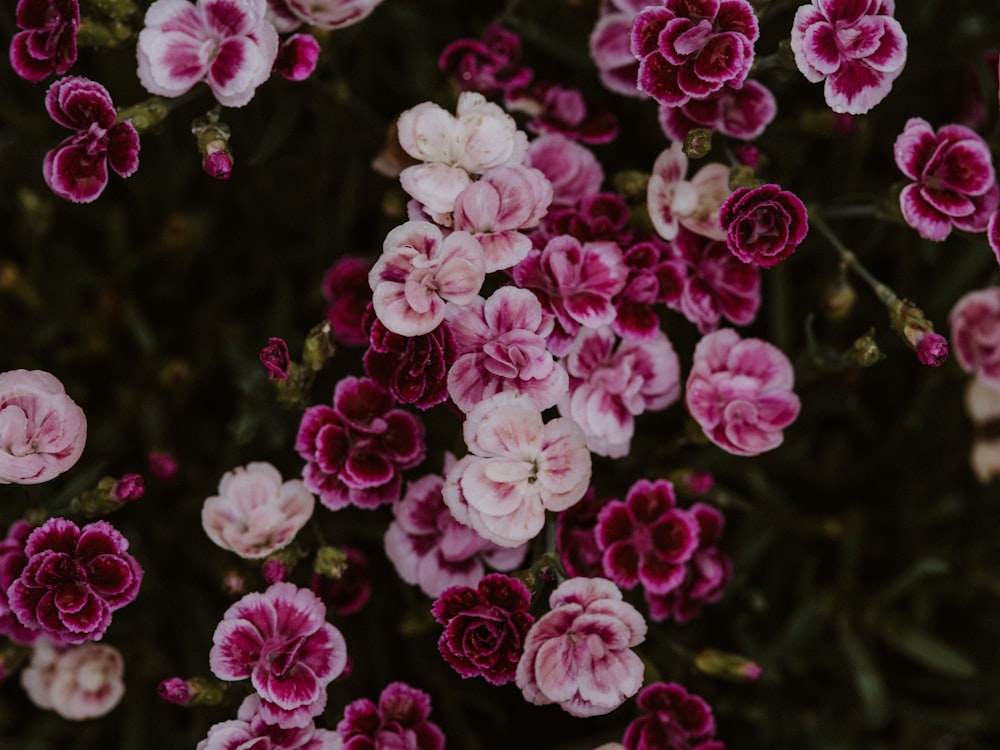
[0,369,86,485]
[631,0,759,107]
[322,256,374,347]
[515,577,647,717]
[369,221,486,337]
[261,337,291,380]
[719,183,809,268]
[8,518,143,644]
[446,286,568,413]
[438,23,533,96]
[281,0,383,30]
[506,81,620,144]
[295,376,425,511]
[555,488,605,578]
[791,0,907,115]
[589,0,647,97]
[950,287,1000,388]
[274,33,321,81]
[42,77,140,204]
[558,326,681,458]
[148,450,179,482]
[540,191,631,245]
[443,392,592,548]
[201,461,315,559]
[210,582,348,727]
[524,133,605,208]
[136,0,279,108]
[612,238,675,340]
[21,640,125,719]
[197,694,343,750]
[310,546,371,616]
[0,520,38,645]
[384,471,527,598]
[431,573,534,686]
[647,141,731,242]
[685,328,801,456]
[893,117,998,241]
[623,682,718,750]
[9,0,79,82]
[337,681,445,750]
[658,79,777,142]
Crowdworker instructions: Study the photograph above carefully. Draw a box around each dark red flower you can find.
[719,183,808,268]
[438,23,533,96]
[623,682,719,750]
[260,337,291,380]
[9,0,79,82]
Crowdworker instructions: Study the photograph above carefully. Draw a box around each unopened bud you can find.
[115,97,169,133]
[822,277,856,320]
[728,164,759,191]
[71,474,143,516]
[694,648,762,682]
[850,330,883,367]
[192,110,233,181]
[262,558,289,584]
[158,676,228,706]
[260,337,290,381]
[302,321,336,371]
[611,170,649,203]
[884,292,948,367]
[683,127,713,159]
[313,545,349,579]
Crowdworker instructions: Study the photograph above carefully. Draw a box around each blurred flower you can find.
[9,0,79,82]
[622,681,718,750]
[323,257,375,347]
[790,0,907,115]
[515,576,646,717]
[525,133,604,208]
[281,0,384,29]
[148,450,179,482]
[589,0,647,97]
[113,474,145,502]
[274,33,321,81]
[309,546,371,616]
[337,681,445,750]
[21,640,125,720]
[506,81,620,144]
[719,184,809,268]
[438,23,533,96]
[964,377,1000,485]
[260,338,291,380]
[197,693,342,750]
[658,79,777,142]
[647,141,731,242]
[950,287,1000,387]
[0,520,39,645]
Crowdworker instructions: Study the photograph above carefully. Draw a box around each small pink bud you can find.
[158,677,194,705]
[148,451,178,482]
[733,143,760,168]
[114,473,145,502]
[260,337,290,380]
[262,558,289,584]
[917,332,949,367]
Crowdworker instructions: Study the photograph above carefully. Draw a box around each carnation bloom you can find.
[438,23,533,96]
[0,369,86,485]
[260,338,290,380]
[658,78,777,142]
[524,133,604,208]
[623,682,718,750]
[197,694,343,750]
[554,488,605,578]
[612,238,675,340]
[589,0,649,97]
[431,573,534,686]
[443,392,592,548]
[719,183,809,268]
[950,287,1000,388]
[136,0,279,108]
[274,33,321,81]
[210,582,348,728]
[201,461,315,559]
[9,0,79,82]
[322,256,374,347]
[893,117,998,242]
[506,81,620,145]
[647,141,731,242]
[281,0,383,29]
[685,328,801,456]
[8,518,143,644]
[337,681,445,750]
[515,576,647,717]
[42,77,140,204]
[790,0,907,115]
[21,640,125,720]
[0,520,37,644]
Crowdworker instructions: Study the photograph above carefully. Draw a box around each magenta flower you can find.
[443,392,592,549]
[539,191,631,245]
[322,256,374,347]
[631,0,759,107]
[647,141,731,242]
[42,77,140,204]
[438,23,533,96]
[384,471,527,598]
[281,0,384,30]
[431,573,534,686]
[658,79,777,142]
[623,682,718,750]
[515,577,647,717]
[524,133,605,208]
[686,328,801,456]
[506,81,620,144]
[197,694,342,750]
[719,184,809,268]
[274,33,321,81]
[136,0,279,108]
[554,488,605,578]
[589,0,648,97]
[210,582,348,727]
[21,640,125,720]
[295,376,425,511]
[893,117,998,242]
[446,286,568,413]
[310,546,371,616]
[337,681,445,750]
[0,520,38,645]
[9,0,79,82]
[950,287,1000,388]
[559,326,681,458]
[612,238,675,340]
[260,337,291,380]
[791,0,907,115]
[8,518,143,644]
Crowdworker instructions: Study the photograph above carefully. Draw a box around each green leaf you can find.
[878,621,977,679]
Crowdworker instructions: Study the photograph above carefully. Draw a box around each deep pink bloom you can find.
[274,33,321,81]
[9,0,79,82]
[310,546,371,616]
[554,488,605,578]
[623,682,718,750]
[281,0,383,29]
[323,256,374,347]
[686,328,800,456]
[148,450,179,482]
[261,337,291,380]
[658,79,777,142]
[791,0,907,115]
[295,376,425,511]
[990,211,1000,265]
[113,473,145,502]
[524,133,605,208]
[540,192,631,245]
[916,332,949,368]
[197,694,342,750]
[431,573,534,686]
[515,577,647,717]
[43,77,140,204]
[950,287,1000,388]
[21,640,125,720]
[589,0,648,97]
[438,23,533,96]
[8,518,143,644]
[0,520,38,645]
[506,81,620,144]
[893,117,998,241]
[337,681,445,750]
[719,184,809,268]
[136,0,279,108]
[158,677,195,705]
[631,0,759,107]
[612,238,675,340]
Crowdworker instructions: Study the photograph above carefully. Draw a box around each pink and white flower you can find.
[21,640,125,720]
[443,392,592,548]
[950,287,1000,389]
[647,141,731,242]
[658,79,777,142]
[136,0,279,108]
[589,0,649,98]
[197,694,343,750]
[281,0,383,29]
[790,0,907,115]
[9,0,79,82]
[274,33,321,81]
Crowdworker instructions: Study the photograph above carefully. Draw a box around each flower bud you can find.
[70,474,143,516]
[192,110,233,181]
[694,648,762,682]
[884,293,949,367]
[259,337,290,380]
[158,676,228,706]
[313,545,349,579]
[683,127,713,159]
[113,473,145,502]
[115,97,169,133]
[822,276,857,320]
[148,451,178,482]
[850,330,883,368]
[262,558,289,584]
[302,321,337,371]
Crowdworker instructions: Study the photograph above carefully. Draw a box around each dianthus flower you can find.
[201,462,315,559]
[310,546,371,616]
[791,0,907,115]
[658,79,777,142]
[554,488,605,578]
[686,328,800,456]
[323,257,374,347]
[446,286,568,413]
[558,326,681,458]
[295,376,425,511]
[539,191,631,245]
[0,520,37,645]
[260,338,290,380]
[950,287,1000,389]
[9,0,79,82]
[612,238,675,340]
[647,141,731,242]
[197,694,342,750]
[719,184,809,268]
[438,23,533,96]
[210,582,348,728]
[384,471,527,598]
[631,0,759,108]
[21,640,125,720]
[524,133,605,208]
[136,0,279,108]
[280,0,383,30]
[337,681,445,750]
[964,378,1000,485]
[515,577,647,717]
[589,0,649,97]
[8,518,142,644]
[431,573,534,686]
[274,33,321,81]
[42,77,140,204]
[893,117,998,242]
[506,81,620,144]
[623,682,719,750]
[443,392,592,549]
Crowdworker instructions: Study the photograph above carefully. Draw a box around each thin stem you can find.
[810,208,896,306]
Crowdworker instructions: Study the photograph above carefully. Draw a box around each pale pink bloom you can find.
[589,0,649,97]
[443,392,591,548]
[686,329,801,456]
[452,165,553,272]
[791,0,907,115]
[198,694,342,750]
[559,326,681,458]
[22,640,125,719]
[264,0,302,32]
[202,461,315,559]
[136,0,279,108]
[446,286,568,413]
[515,576,647,717]
[647,141,731,242]
[950,287,1000,388]
[0,369,86,485]
[964,378,1000,485]
[369,220,486,337]
[281,0,383,29]
[524,133,604,208]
